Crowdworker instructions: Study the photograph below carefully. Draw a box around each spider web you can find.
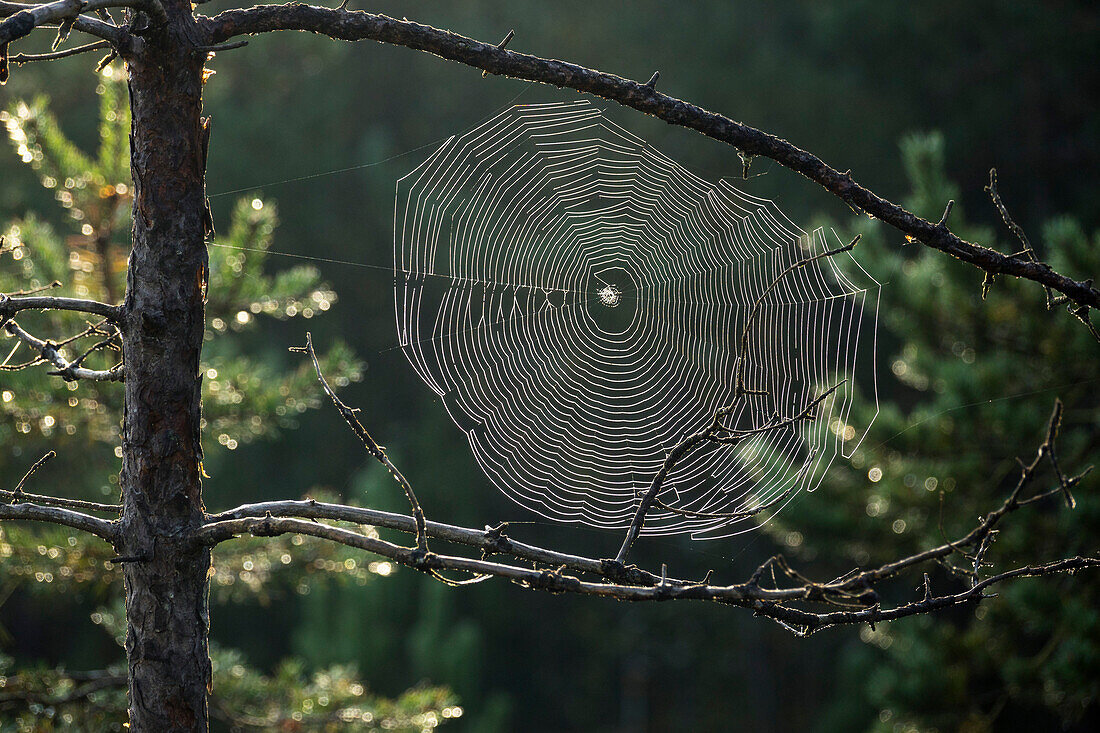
[394,100,880,539]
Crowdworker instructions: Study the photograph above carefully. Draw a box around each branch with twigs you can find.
[0,0,147,53]
[8,37,108,63]
[0,321,1090,632]
[0,451,122,512]
[201,5,1100,319]
[198,374,1094,634]
[1,453,119,542]
[289,332,429,553]
[0,0,1093,649]
[984,168,1099,340]
[3,320,124,381]
[0,0,166,40]
[198,502,1100,632]
[610,384,840,565]
[2,316,115,370]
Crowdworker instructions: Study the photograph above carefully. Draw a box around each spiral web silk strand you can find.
[395,100,880,539]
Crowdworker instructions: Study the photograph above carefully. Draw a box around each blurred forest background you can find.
[2,1,1099,731]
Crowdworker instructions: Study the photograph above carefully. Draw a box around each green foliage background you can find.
[2,1,1099,731]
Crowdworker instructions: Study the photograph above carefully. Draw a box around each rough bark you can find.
[118,4,212,730]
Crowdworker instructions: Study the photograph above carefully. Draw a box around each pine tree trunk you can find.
[118,5,212,730]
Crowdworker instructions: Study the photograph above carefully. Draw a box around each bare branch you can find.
[202,5,1100,311]
[0,502,118,542]
[0,1,141,48]
[0,450,121,513]
[937,199,954,228]
[0,453,119,539]
[984,169,1062,306]
[207,499,661,586]
[13,449,54,493]
[612,382,840,564]
[290,332,428,552]
[196,39,248,53]
[9,38,108,63]
[0,488,121,513]
[811,400,1089,595]
[195,512,1097,635]
[2,280,61,296]
[0,292,122,322]
[733,236,859,398]
[3,320,124,381]
[199,514,722,598]
[198,400,1093,633]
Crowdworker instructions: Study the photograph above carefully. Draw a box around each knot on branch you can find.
[528,565,576,594]
[480,522,512,557]
[482,29,514,76]
[251,512,280,537]
[408,547,433,570]
[599,558,652,586]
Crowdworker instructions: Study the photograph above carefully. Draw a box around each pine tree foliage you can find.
[0,69,454,730]
[764,133,1099,732]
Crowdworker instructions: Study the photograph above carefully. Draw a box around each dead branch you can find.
[201,378,1094,635]
[820,400,1090,596]
[3,320,124,381]
[0,502,118,542]
[0,292,122,322]
[984,169,1100,340]
[1,452,120,538]
[202,5,1100,312]
[207,499,661,586]
[734,236,859,397]
[0,488,121,513]
[0,1,144,47]
[9,38,108,63]
[984,169,1055,304]
[197,501,1098,635]
[290,332,428,553]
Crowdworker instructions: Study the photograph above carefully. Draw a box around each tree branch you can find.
[9,38,108,63]
[820,400,1090,597]
[0,488,121,512]
[0,292,122,322]
[0,1,139,47]
[201,401,1093,634]
[734,236,859,397]
[202,5,1100,311]
[1,451,120,536]
[207,499,661,585]
[196,509,1097,635]
[0,502,118,542]
[3,320,124,381]
[290,332,428,552]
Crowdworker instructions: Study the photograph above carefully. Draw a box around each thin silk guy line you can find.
[208,86,533,199]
